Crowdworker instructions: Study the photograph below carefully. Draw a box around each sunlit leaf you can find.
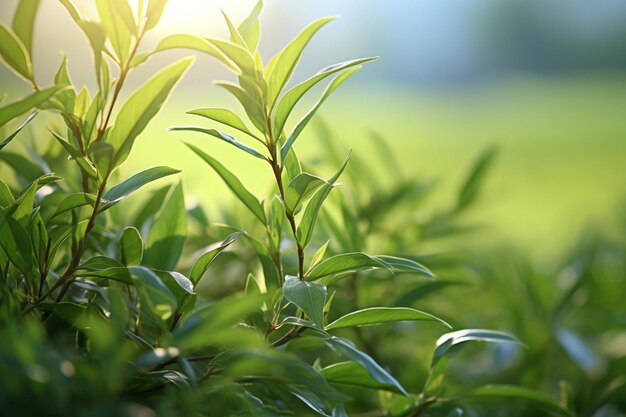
[265,17,335,109]
[107,57,194,167]
[296,151,350,248]
[273,57,377,137]
[12,0,40,55]
[0,23,32,82]
[171,126,266,159]
[0,112,37,151]
[185,142,266,223]
[101,166,180,209]
[187,107,262,142]
[281,66,362,161]
[0,87,62,127]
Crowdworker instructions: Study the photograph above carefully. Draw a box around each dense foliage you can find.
[1,1,624,417]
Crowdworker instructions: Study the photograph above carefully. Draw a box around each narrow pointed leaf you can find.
[107,57,194,166]
[171,126,265,159]
[185,143,266,223]
[49,130,98,179]
[284,172,326,214]
[321,361,404,394]
[324,336,408,397]
[296,152,350,248]
[265,17,335,109]
[0,112,37,151]
[215,81,266,131]
[281,66,361,160]
[50,193,97,220]
[0,87,62,127]
[102,166,180,208]
[187,108,261,141]
[457,146,498,211]
[283,275,326,328]
[274,57,377,136]
[326,307,450,330]
[237,0,262,51]
[145,0,168,30]
[0,23,32,81]
[12,0,40,54]
[432,329,525,368]
[189,232,245,284]
[143,182,187,270]
[154,34,238,72]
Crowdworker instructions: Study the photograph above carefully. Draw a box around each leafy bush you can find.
[1,1,623,417]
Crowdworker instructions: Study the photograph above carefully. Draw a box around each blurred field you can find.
[120,72,626,260]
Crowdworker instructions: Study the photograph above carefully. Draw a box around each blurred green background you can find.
[1,0,625,260]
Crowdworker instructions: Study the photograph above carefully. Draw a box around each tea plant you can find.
[0,1,577,416]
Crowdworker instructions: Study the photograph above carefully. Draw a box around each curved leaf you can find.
[0,87,62,127]
[265,17,335,109]
[120,226,143,266]
[281,66,362,161]
[171,126,265,159]
[0,23,32,81]
[187,107,262,142]
[321,361,404,394]
[432,329,525,368]
[50,193,97,221]
[325,307,450,330]
[273,57,377,137]
[107,57,194,166]
[12,0,40,55]
[296,151,350,248]
[101,165,180,209]
[189,231,245,284]
[283,275,326,328]
[185,142,266,223]
[0,112,37,151]
[154,34,238,72]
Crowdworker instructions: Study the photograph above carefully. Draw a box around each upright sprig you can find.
[171,2,376,284]
[1,0,193,313]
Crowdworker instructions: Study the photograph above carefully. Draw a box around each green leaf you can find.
[283,275,326,328]
[101,166,180,209]
[296,151,350,248]
[205,37,256,75]
[284,172,326,214]
[189,232,245,285]
[432,329,525,368]
[0,216,36,278]
[185,142,266,224]
[49,193,97,220]
[152,269,195,299]
[0,23,32,82]
[273,57,377,137]
[12,0,40,55]
[129,265,177,321]
[171,126,266,160]
[0,179,15,207]
[281,66,362,161]
[49,130,98,179]
[121,226,143,265]
[145,0,168,30]
[154,34,238,72]
[221,10,248,49]
[309,240,329,269]
[214,81,266,132]
[306,252,434,282]
[0,111,36,151]
[324,336,408,397]
[326,307,450,330]
[143,182,186,271]
[107,57,194,167]
[265,17,335,109]
[457,146,497,211]
[321,361,404,394]
[95,0,132,63]
[459,385,571,417]
[237,0,262,51]
[187,107,262,142]
[0,87,62,127]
